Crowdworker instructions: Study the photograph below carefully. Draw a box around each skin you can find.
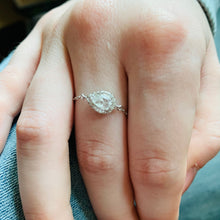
[0,0,220,219]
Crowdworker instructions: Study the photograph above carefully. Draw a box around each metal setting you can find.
[73,91,127,116]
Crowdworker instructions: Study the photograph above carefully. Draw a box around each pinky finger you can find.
[184,37,220,192]
[0,24,42,153]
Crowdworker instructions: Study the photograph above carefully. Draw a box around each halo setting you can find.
[73,90,127,115]
[87,91,116,114]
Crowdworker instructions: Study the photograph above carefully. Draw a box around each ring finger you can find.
[65,13,137,220]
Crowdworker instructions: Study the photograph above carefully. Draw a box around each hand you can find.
[1,0,220,219]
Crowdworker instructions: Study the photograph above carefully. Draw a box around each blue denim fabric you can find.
[1,11,220,218]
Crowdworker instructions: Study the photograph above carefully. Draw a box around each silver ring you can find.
[73,90,127,116]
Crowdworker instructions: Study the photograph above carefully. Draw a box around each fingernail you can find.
[182,166,198,193]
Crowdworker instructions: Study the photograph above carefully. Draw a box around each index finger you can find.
[16,33,74,219]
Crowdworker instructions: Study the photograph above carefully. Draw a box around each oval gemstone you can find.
[87,91,116,114]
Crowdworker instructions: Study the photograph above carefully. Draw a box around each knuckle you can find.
[39,7,66,40]
[37,10,54,28]
[130,10,187,59]
[24,209,68,220]
[0,125,8,147]
[65,0,111,43]
[41,18,61,40]
[130,153,182,188]
[24,213,49,220]
[37,7,59,30]
[193,119,220,153]
[201,123,220,153]
[0,96,9,114]
[16,110,51,144]
[77,138,119,174]
[0,65,25,102]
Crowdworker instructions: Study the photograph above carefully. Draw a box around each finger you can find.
[71,45,137,220]
[124,20,201,219]
[65,7,137,219]
[0,0,72,154]
[0,26,42,153]
[16,31,74,219]
[74,66,136,219]
[184,37,220,192]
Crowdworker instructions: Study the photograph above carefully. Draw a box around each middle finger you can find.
[65,4,138,219]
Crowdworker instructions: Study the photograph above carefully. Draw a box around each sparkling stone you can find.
[87,91,116,114]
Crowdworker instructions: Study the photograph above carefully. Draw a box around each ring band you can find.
[73,90,127,115]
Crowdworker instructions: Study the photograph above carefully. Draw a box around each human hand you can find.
[1,0,220,219]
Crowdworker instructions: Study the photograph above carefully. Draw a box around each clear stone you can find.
[87,91,116,114]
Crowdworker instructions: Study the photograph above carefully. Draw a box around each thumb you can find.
[183,37,220,192]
